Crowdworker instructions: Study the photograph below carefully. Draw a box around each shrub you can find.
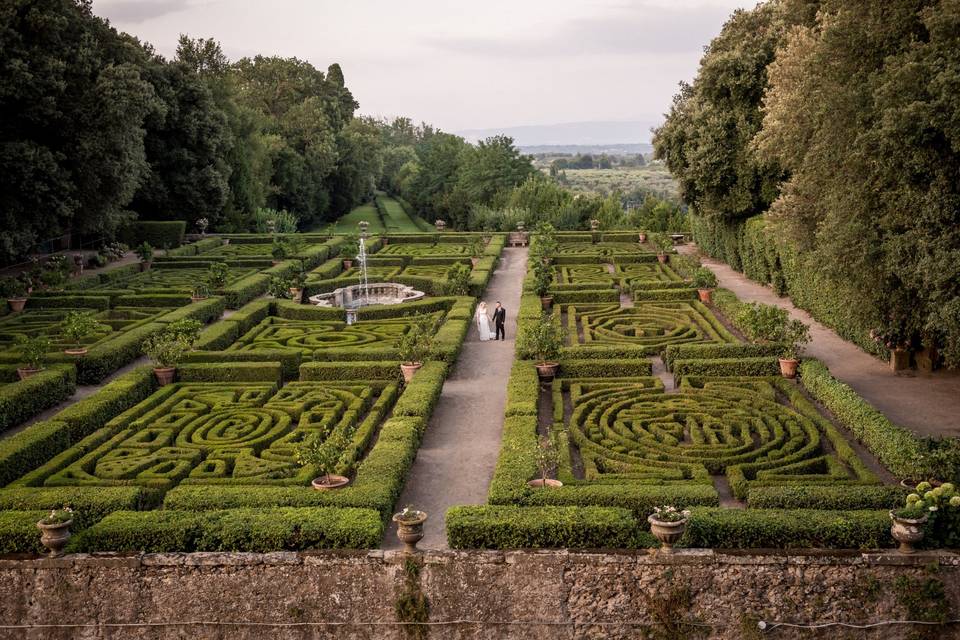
[397,314,435,365]
[0,366,75,434]
[0,511,47,553]
[747,485,908,510]
[121,221,185,249]
[445,263,471,296]
[134,242,153,264]
[207,262,230,289]
[691,267,718,289]
[516,313,564,363]
[141,333,190,368]
[176,362,283,384]
[15,334,52,370]
[59,311,108,350]
[735,302,787,342]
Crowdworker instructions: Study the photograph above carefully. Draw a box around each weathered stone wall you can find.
[1,549,959,639]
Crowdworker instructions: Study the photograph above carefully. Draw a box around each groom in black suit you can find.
[493,301,506,340]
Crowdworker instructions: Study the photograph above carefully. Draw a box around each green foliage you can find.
[735,302,787,343]
[691,267,717,290]
[15,335,52,370]
[516,313,564,363]
[134,242,153,263]
[121,222,186,250]
[0,366,75,434]
[141,333,190,368]
[444,263,471,296]
[747,485,908,510]
[397,314,435,365]
[59,311,109,349]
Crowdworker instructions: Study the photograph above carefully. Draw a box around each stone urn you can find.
[17,367,41,381]
[435,220,447,231]
[393,510,427,553]
[590,219,600,231]
[778,358,799,379]
[311,474,350,491]
[648,515,688,553]
[400,362,422,383]
[535,362,560,385]
[37,519,73,557]
[890,347,910,373]
[153,367,176,386]
[890,512,928,554]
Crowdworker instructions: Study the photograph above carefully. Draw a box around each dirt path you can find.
[383,247,528,550]
[683,246,960,438]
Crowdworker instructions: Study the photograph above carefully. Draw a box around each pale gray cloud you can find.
[96,0,192,23]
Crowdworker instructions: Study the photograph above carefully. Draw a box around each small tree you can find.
[59,311,108,350]
[0,277,28,299]
[534,433,561,488]
[692,267,717,290]
[295,433,345,484]
[164,318,203,346]
[271,239,289,261]
[470,237,485,258]
[191,282,210,299]
[530,222,558,261]
[398,315,435,365]
[341,234,360,261]
[517,313,565,364]
[778,318,811,360]
[445,263,471,296]
[207,262,229,289]
[15,334,51,371]
[268,274,293,299]
[650,233,672,255]
[134,242,153,264]
[142,333,190,368]
[736,303,788,343]
[532,261,554,298]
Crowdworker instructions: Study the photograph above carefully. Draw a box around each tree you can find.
[453,136,535,218]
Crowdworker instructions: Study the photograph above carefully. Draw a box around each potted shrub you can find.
[692,267,718,304]
[651,233,672,263]
[445,263,471,296]
[60,311,107,355]
[532,261,554,310]
[296,432,350,490]
[268,274,293,299]
[191,282,210,302]
[142,332,189,385]
[518,313,565,383]
[393,506,428,553]
[531,222,558,265]
[590,219,600,231]
[289,271,306,301]
[271,239,289,265]
[777,318,811,379]
[398,315,434,383]
[135,242,154,271]
[736,302,788,344]
[648,505,690,553]
[527,434,563,489]
[197,217,209,236]
[470,237,485,268]
[341,234,360,269]
[638,230,647,243]
[207,262,229,290]
[14,335,51,380]
[1,276,29,312]
[890,496,930,554]
[37,506,74,557]
[435,219,447,231]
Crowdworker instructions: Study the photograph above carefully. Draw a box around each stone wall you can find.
[1,549,959,639]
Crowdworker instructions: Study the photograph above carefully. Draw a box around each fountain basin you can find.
[309,282,426,309]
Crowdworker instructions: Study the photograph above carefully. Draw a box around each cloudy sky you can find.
[92,0,757,141]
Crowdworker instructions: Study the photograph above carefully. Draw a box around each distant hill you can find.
[519,143,653,156]
[455,120,659,147]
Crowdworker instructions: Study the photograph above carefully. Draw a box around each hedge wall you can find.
[121,221,186,248]
[0,365,75,433]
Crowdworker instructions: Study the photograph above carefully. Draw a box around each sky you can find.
[92,0,758,142]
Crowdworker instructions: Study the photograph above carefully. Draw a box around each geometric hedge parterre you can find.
[0,307,170,352]
[66,266,258,291]
[563,302,734,349]
[13,381,397,490]
[559,377,879,496]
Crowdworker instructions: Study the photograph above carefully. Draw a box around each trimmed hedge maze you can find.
[67,265,258,292]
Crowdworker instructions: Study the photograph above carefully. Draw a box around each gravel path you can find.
[383,247,528,550]
[683,246,960,438]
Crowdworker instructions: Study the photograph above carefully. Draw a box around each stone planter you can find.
[17,367,42,381]
[190,295,208,303]
[527,478,563,489]
[697,289,712,304]
[343,259,353,270]
[535,362,560,385]
[139,262,152,272]
[153,367,176,386]
[648,516,687,553]
[435,220,447,231]
[657,253,669,264]
[890,512,928,554]
[7,298,27,312]
[778,358,799,379]
[289,288,302,302]
[37,519,72,557]
[890,347,910,373]
[64,348,88,356]
[590,219,600,231]
[401,362,422,383]
[540,296,554,311]
[311,475,350,491]
[393,511,428,553]
[471,257,480,268]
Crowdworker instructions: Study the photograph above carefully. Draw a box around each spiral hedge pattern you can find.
[68,266,257,291]
[378,243,470,256]
[565,302,733,348]
[0,307,164,351]
[27,381,397,490]
[555,242,650,256]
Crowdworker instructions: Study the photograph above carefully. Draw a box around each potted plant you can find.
[271,239,289,265]
[527,434,563,489]
[60,311,107,355]
[37,506,74,557]
[207,262,229,290]
[531,222,558,265]
[435,219,447,231]
[445,263,472,296]
[470,237,485,268]
[197,217,209,236]
[776,318,811,379]
[397,315,434,383]
[638,230,647,243]
[890,497,930,555]
[532,261,554,310]
[692,267,718,304]
[289,271,306,302]
[648,505,690,553]
[191,282,210,302]
[341,234,360,269]
[1,276,29,312]
[268,274,293,299]
[392,505,428,553]
[590,219,600,231]
[517,313,565,384]
[296,432,350,490]
[135,241,154,271]
[142,332,189,385]
[14,335,51,379]
[651,233,672,263]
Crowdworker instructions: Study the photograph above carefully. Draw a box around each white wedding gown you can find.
[476,310,494,341]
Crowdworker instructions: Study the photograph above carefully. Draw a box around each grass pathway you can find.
[683,245,960,438]
[383,247,528,550]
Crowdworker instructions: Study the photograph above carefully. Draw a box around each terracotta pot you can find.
[17,367,42,380]
[289,288,302,301]
[471,257,480,268]
[540,296,554,311]
[343,259,353,270]
[139,261,152,272]
[778,358,799,379]
[383,238,389,246]
[527,478,563,489]
[401,362,422,383]
[890,347,910,373]
[7,298,27,312]
[535,362,560,384]
[271,260,281,266]
[63,348,88,356]
[890,512,927,554]
[648,516,687,553]
[37,519,72,557]
[638,233,647,243]
[153,367,176,386]
[916,347,938,375]
[392,511,427,553]
[697,288,713,304]
[657,253,668,264]
[311,475,350,491]
[190,295,208,303]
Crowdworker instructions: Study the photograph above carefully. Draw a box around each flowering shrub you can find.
[650,505,690,523]
[897,482,960,548]
[39,506,73,525]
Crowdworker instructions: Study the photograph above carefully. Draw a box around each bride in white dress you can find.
[476,301,494,341]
